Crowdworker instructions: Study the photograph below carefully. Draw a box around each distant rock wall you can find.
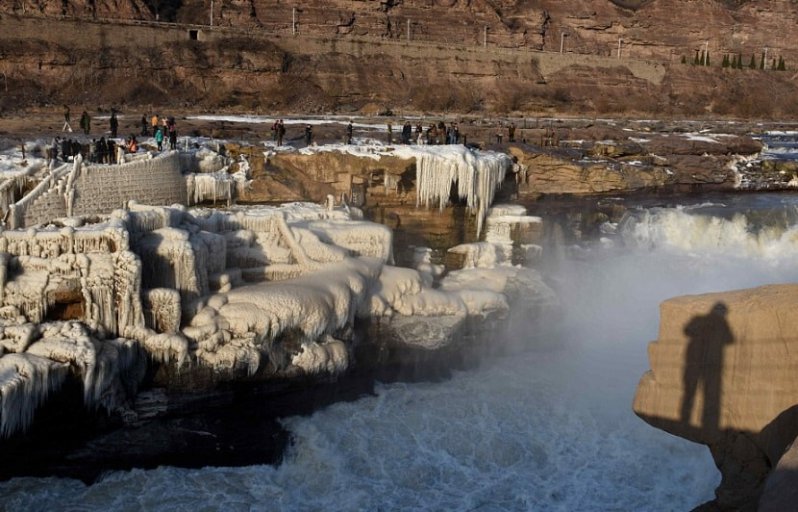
[4,8,798,117]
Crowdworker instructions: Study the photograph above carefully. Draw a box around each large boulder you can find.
[510,146,677,195]
[633,285,798,511]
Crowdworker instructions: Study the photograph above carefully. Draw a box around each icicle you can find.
[0,353,69,437]
[412,146,510,236]
[143,288,181,333]
[26,322,97,405]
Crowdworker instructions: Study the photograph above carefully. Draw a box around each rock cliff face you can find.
[633,285,798,511]
[2,1,798,117]
[508,130,763,196]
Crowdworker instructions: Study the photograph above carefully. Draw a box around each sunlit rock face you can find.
[509,132,766,197]
[7,1,798,116]
[633,285,798,511]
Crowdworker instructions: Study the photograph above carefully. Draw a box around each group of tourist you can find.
[47,136,131,166]
[391,120,463,146]
[270,119,287,146]
[270,120,315,147]
[60,107,179,162]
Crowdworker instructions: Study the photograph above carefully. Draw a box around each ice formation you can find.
[0,135,541,441]
[448,204,543,269]
[182,148,252,206]
[0,353,68,437]
[399,146,511,236]
[298,143,512,236]
[0,198,403,434]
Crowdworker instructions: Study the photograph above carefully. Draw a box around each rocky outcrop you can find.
[509,132,763,196]
[511,147,677,195]
[633,285,798,511]
[241,150,415,204]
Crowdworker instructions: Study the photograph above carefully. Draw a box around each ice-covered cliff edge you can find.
[0,201,554,442]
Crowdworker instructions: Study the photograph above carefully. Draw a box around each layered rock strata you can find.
[4,1,798,117]
[633,285,798,511]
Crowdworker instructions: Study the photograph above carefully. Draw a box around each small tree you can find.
[706,52,711,66]
[778,56,786,71]
[722,54,729,68]
[738,54,744,69]
[700,50,706,66]
[681,55,687,64]
[772,58,777,70]
[749,54,756,69]
[694,50,700,65]
[760,52,765,69]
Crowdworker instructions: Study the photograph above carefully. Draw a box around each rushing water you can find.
[6,193,798,511]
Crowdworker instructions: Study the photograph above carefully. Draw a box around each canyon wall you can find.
[1,0,798,117]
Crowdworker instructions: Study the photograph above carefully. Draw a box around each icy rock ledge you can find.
[0,201,555,442]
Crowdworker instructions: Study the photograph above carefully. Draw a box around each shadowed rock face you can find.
[759,431,798,512]
[633,285,798,511]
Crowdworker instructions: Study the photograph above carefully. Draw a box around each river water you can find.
[5,192,798,511]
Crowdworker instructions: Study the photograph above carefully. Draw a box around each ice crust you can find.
[0,139,532,439]
[0,198,527,436]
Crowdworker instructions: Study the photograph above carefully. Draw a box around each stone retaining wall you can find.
[13,152,185,228]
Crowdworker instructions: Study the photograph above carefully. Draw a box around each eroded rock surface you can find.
[633,285,798,511]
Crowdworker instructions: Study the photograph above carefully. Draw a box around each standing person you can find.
[107,139,116,164]
[110,110,119,138]
[415,123,423,143]
[48,137,60,166]
[277,119,285,146]
[62,105,73,132]
[437,121,446,144]
[168,118,177,150]
[79,110,91,135]
[346,121,354,144]
[304,124,313,146]
[61,137,71,161]
[154,125,164,151]
[508,122,516,143]
[271,120,279,143]
[151,114,159,134]
[402,121,412,144]
[71,139,81,160]
[97,137,107,164]
[387,122,393,144]
[141,115,149,136]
